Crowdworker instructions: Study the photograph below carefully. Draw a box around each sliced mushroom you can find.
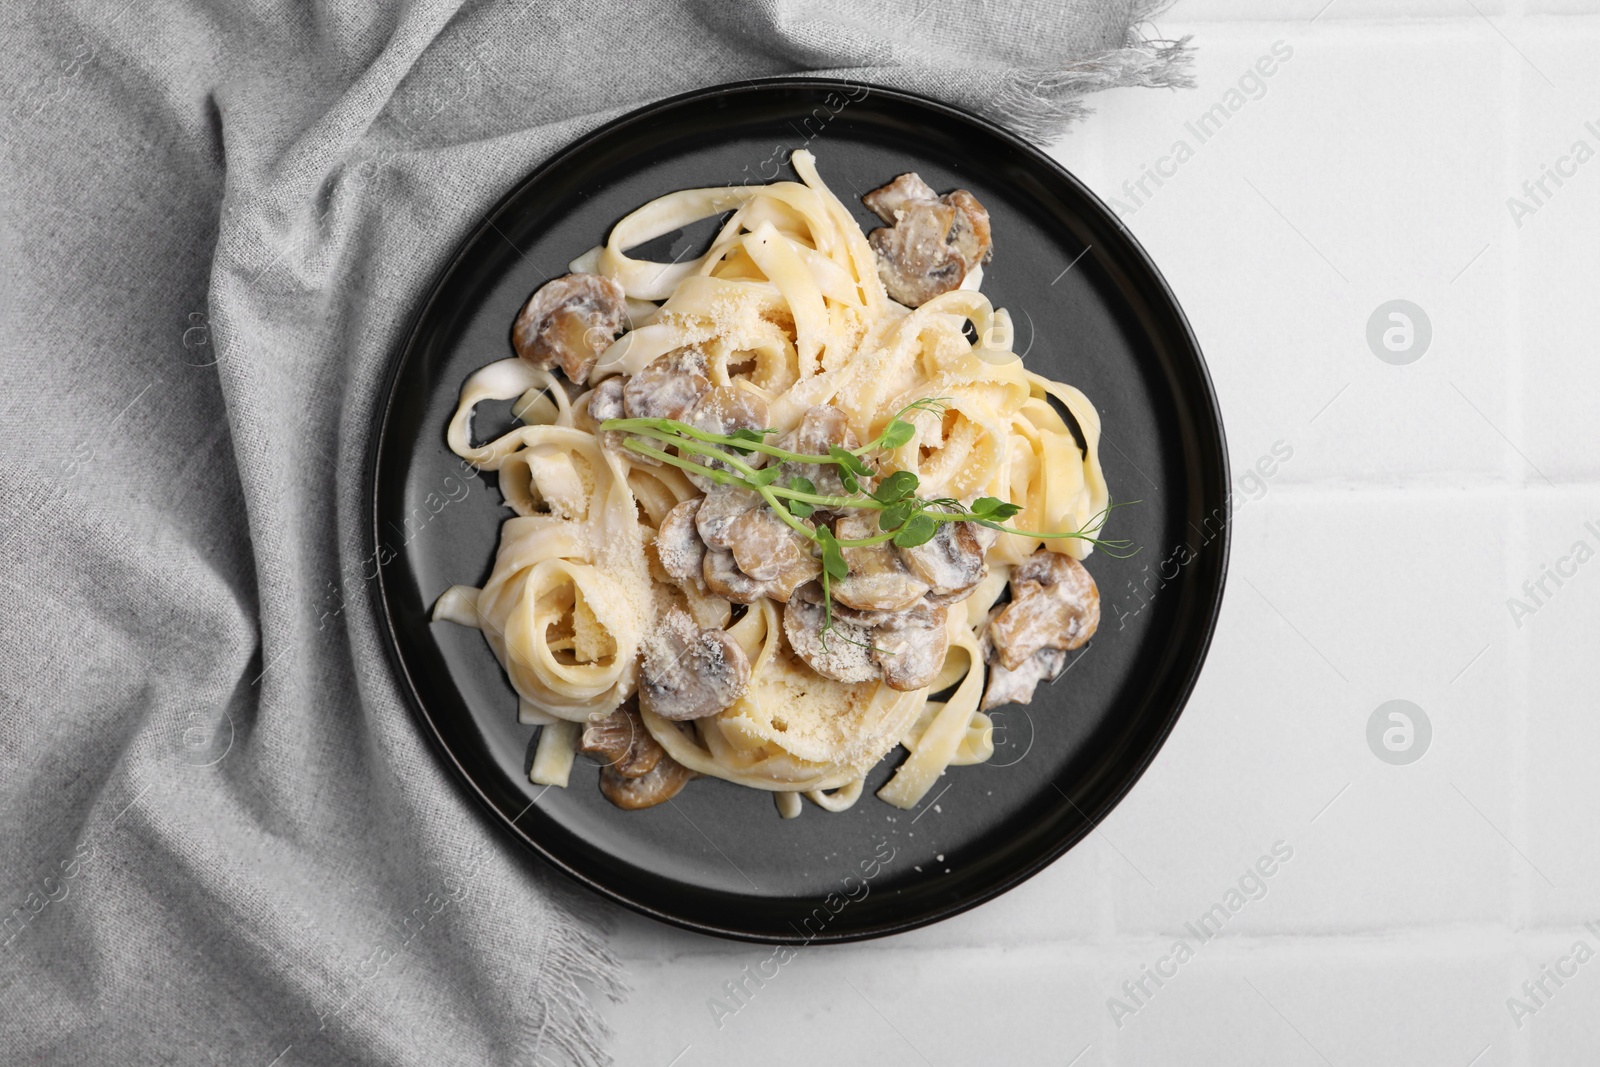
[656,498,706,587]
[830,512,929,612]
[796,583,893,626]
[899,520,988,602]
[871,600,949,691]
[580,705,664,778]
[599,754,695,810]
[832,602,896,628]
[686,385,769,436]
[942,191,992,277]
[694,484,758,550]
[776,404,859,499]
[862,175,992,308]
[980,646,1067,712]
[727,508,820,602]
[782,593,878,683]
[987,550,1100,672]
[623,346,711,421]
[587,375,623,423]
[970,521,1001,553]
[639,608,751,721]
[586,375,642,461]
[681,386,770,491]
[869,205,963,307]
[512,272,627,384]
[862,172,941,222]
[702,546,768,604]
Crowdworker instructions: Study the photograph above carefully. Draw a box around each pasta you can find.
[434,150,1112,817]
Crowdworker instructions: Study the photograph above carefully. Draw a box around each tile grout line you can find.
[613,924,1594,965]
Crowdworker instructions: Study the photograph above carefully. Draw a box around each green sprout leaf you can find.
[816,526,849,580]
[787,476,816,518]
[892,512,938,547]
[879,499,918,531]
[877,419,915,451]
[746,465,782,488]
[830,445,873,494]
[872,470,919,505]
[725,427,775,455]
[971,496,1021,521]
[829,445,872,478]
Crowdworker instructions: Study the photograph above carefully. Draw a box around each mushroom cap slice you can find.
[702,546,767,604]
[871,600,949,691]
[831,512,929,612]
[980,645,1067,712]
[795,582,895,627]
[987,550,1100,671]
[782,593,878,684]
[639,608,752,721]
[943,190,993,273]
[790,404,855,453]
[862,172,941,223]
[687,385,769,435]
[623,346,711,421]
[655,498,706,587]
[599,754,695,810]
[834,603,895,627]
[681,385,771,491]
[970,522,1001,553]
[587,376,623,423]
[580,705,665,778]
[701,522,816,603]
[587,376,646,463]
[861,175,993,308]
[868,201,964,308]
[727,507,820,601]
[899,519,987,601]
[694,483,758,550]
[512,272,627,384]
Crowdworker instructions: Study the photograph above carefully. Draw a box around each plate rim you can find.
[366,75,1231,943]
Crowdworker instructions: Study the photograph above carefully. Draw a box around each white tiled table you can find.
[602,4,1600,1062]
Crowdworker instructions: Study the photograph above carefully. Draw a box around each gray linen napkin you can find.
[0,2,1188,1063]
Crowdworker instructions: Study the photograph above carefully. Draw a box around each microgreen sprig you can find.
[601,417,823,463]
[858,397,949,454]
[600,396,1138,644]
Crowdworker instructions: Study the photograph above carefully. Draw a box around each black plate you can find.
[368,79,1228,943]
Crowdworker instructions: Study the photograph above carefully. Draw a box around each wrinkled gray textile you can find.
[0,1,1186,1063]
